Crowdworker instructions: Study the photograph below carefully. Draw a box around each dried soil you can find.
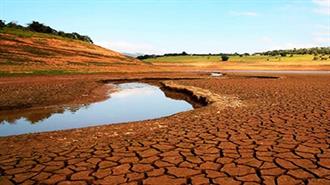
[0,73,329,185]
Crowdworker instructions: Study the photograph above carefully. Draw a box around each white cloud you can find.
[229,11,258,17]
[111,87,155,98]
[314,36,330,43]
[95,40,162,54]
[312,0,330,15]
[258,36,320,51]
[313,24,330,44]
[260,36,273,43]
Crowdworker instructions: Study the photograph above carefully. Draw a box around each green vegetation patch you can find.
[0,60,21,65]
[67,61,88,66]
[0,33,21,42]
[31,70,78,75]
[21,46,54,56]
[0,20,93,43]
[144,54,330,64]
[87,61,113,66]
[0,70,82,77]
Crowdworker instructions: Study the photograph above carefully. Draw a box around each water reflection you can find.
[0,83,194,136]
[0,106,81,124]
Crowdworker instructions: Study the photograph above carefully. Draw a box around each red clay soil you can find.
[0,73,330,185]
[0,32,146,73]
[0,33,139,64]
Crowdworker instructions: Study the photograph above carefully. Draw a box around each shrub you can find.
[27,21,56,34]
[181,51,188,55]
[1,20,93,43]
[280,53,287,57]
[0,20,5,28]
[320,55,328,60]
[221,54,229,61]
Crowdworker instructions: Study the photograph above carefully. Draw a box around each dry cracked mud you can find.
[0,73,330,185]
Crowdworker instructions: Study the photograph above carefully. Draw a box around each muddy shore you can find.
[0,72,207,112]
[0,72,330,185]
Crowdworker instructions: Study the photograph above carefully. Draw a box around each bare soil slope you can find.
[0,31,144,73]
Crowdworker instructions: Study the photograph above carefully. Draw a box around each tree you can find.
[27,21,55,33]
[6,21,24,29]
[221,54,229,61]
[280,53,287,57]
[0,20,5,28]
[1,19,94,43]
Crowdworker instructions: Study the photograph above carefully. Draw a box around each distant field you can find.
[143,54,330,71]
[144,55,330,65]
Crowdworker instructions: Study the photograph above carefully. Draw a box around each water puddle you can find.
[0,82,194,136]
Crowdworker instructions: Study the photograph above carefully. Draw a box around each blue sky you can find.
[1,0,330,54]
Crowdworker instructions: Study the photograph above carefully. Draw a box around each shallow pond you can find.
[0,82,194,136]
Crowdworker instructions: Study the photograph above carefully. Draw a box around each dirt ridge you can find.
[161,80,242,108]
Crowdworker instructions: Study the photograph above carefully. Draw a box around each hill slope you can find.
[0,28,144,74]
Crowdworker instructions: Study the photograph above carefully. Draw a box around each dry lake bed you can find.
[0,72,329,185]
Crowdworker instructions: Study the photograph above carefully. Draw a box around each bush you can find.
[28,21,56,34]
[280,53,287,57]
[1,20,93,43]
[0,20,5,28]
[320,55,328,60]
[313,56,319,61]
[6,21,25,29]
[221,54,229,61]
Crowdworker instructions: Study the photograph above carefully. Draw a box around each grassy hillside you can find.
[0,27,144,75]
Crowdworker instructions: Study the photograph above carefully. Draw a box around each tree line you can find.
[0,20,93,43]
[137,51,249,61]
[137,47,330,61]
[255,47,330,56]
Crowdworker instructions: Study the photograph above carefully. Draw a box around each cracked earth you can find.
[0,74,330,185]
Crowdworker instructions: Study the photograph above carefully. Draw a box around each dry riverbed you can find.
[0,72,330,185]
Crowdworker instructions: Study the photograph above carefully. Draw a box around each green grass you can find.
[0,70,84,77]
[144,55,220,63]
[0,27,34,37]
[21,46,54,56]
[0,27,92,46]
[31,70,79,75]
[144,54,330,64]
[0,60,20,65]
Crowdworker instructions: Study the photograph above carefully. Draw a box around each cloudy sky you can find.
[2,0,330,54]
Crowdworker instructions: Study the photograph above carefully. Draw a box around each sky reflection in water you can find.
[0,83,193,136]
